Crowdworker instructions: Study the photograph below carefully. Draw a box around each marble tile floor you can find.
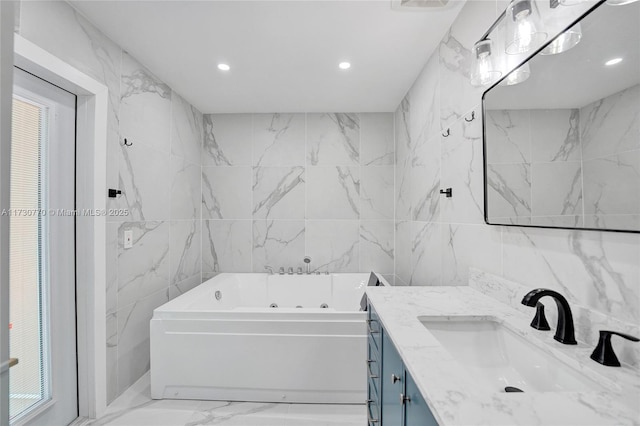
[73,373,365,426]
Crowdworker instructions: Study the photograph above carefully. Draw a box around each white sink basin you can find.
[419,316,604,394]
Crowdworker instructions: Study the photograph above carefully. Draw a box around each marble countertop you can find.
[365,286,640,425]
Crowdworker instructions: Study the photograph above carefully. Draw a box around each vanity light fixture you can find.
[470,39,502,87]
[338,62,351,70]
[541,22,582,55]
[605,57,623,66]
[505,0,547,55]
[217,63,230,71]
[500,62,531,86]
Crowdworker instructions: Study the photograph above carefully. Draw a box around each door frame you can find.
[1,3,16,425]
[12,34,109,419]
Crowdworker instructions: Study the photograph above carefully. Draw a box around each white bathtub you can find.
[150,272,382,403]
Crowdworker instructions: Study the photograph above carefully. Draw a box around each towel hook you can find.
[465,111,475,122]
[442,128,450,138]
[123,138,133,147]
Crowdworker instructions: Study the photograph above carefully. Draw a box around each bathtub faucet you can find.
[264,265,274,275]
[304,256,311,274]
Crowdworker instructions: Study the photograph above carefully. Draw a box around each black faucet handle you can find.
[530,302,551,331]
[590,330,640,367]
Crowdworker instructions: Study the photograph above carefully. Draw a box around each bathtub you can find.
[150,272,383,403]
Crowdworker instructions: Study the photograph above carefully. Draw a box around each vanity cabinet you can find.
[367,302,438,426]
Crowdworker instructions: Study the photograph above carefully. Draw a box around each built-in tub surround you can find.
[365,285,640,425]
[200,112,395,278]
[393,0,640,344]
[151,273,375,403]
[16,1,204,403]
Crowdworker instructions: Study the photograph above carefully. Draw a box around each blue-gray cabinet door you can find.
[381,330,403,426]
[403,370,438,426]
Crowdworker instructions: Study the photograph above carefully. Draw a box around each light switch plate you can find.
[124,230,133,249]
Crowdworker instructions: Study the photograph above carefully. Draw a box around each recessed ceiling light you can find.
[338,62,351,70]
[605,57,623,66]
[217,63,230,71]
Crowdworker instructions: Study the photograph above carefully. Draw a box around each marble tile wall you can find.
[394,0,640,345]
[485,108,584,226]
[201,112,395,278]
[17,1,204,402]
[485,84,639,230]
[581,84,640,230]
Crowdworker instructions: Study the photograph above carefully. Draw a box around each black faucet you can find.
[521,288,577,345]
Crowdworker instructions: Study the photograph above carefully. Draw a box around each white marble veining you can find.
[583,151,640,218]
[116,289,169,395]
[307,113,359,166]
[170,92,204,165]
[410,221,441,286]
[252,166,305,220]
[305,220,359,273]
[440,108,484,224]
[531,161,582,217]
[360,166,394,220]
[485,85,639,229]
[411,130,440,223]
[441,224,502,287]
[486,163,531,219]
[360,113,394,166]
[18,0,207,405]
[199,111,394,276]
[485,109,531,164]
[202,220,252,275]
[501,227,640,325]
[170,157,201,221]
[117,222,170,309]
[119,53,172,154]
[366,285,640,425]
[203,114,252,166]
[81,373,364,426]
[469,268,640,368]
[530,109,581,163]
[202,166,252,219]
[252,220,305,272]
[306,166,360,220]
[395,221,412,285]
[170,220,201,286]
[581,84,639,161]
[359,221,394,275]
[252,113,305,167]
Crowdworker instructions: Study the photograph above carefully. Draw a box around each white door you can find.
[8,68,77,426]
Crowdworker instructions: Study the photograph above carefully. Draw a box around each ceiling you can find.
[68,0,465,113]
[485,1,640,110]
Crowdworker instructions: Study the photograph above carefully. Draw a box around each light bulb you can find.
[506,0,548,55]
[470,39,502,87]
[515,14,534,51]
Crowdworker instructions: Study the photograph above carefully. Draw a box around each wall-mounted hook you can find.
[439,188,453,198]
[442,128,450,138]
[465,111,475,122]
[123,138,133,147]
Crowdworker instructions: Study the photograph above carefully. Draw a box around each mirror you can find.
[482,0,639,232]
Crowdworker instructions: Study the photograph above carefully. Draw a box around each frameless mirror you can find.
[482,0,639,232]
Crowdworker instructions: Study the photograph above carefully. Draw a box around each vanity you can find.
[364,275,640,425]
